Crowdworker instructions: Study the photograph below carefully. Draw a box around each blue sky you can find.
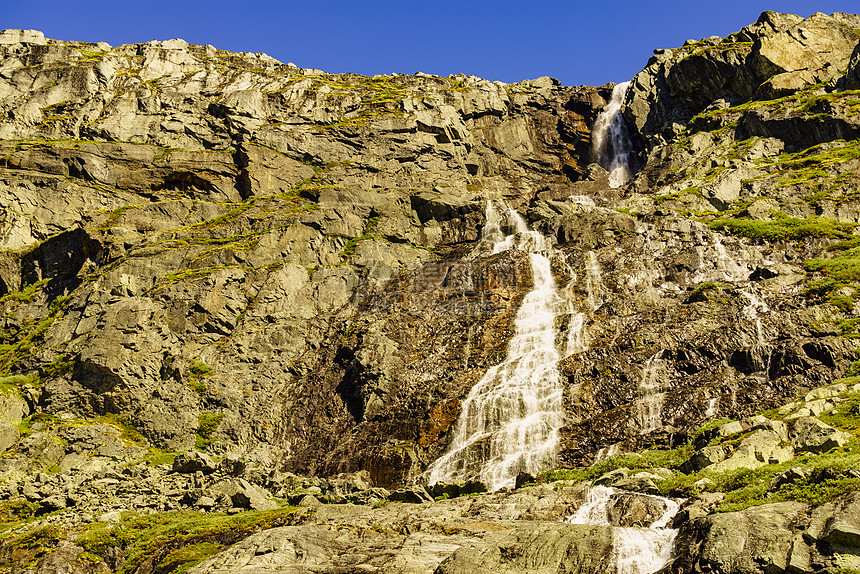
[4,1,859,86]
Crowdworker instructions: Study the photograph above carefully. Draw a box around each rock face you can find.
[2,11,860,573]
[0,11,857,484]
[625,11,860,147]
[0,30,606,483]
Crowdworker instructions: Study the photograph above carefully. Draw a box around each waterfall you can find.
[741,288,769,347]
[636,351,664,433]
[565,311,588,356]
[424,202,567,491]
[592,81,635,188]
[714,235,749,281]
[596,442,622,461]
[585,251,604,311]
[567,486,682,574]
[705,397,719,418]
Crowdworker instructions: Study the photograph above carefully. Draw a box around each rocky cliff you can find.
[1,10,860,574]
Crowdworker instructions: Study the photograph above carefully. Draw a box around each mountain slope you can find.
[0,11,860,574]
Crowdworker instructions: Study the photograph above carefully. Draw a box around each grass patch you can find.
[97,413,145,444]
[713,452,860,512]
[707,214,855,242]
[541,382,860,513]
[0,294,71,375]
[0,373,38,394]
[0,279,50,304]
[805,247,860,283]
[188,361,213,396]
[0,500,40,534]
[539,443,694,486]
[195,412,224,450]
[72,506,300,574]
[654,187,702,205]
[340,216,381,258]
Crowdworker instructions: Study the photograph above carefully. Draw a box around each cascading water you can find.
[592,81,635,188]
[705,397,719,417]
[585,251,604,311]
[741,288,769,347]
[424,202,570,490]
[713,235,749,282]
[636,351,664,433]
[567,486,682,574]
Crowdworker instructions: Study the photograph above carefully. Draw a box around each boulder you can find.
[208,478,278,511]
[388,485,433,504]
[688,502,809,574]
[429,482,460,500]
[0,420,19,453]
[769,466,812,491]
[172,451,218,474]
[515,472,536,489]
[409,189,482,223]
[606,491,670,527]
[0,29,47,45]
[694,420,749,448]
[217,454,246,477]
[610,476,660,495]
[17,432,65,467]
[790,417,851,453]
[297,494,322,507]
[0,394,27,424]
[459,480,488,495]
[435,523,615,574]
[706,430,794,473]
[807,491,860,548]
[594,467,628,486]
[804,383,848,402]
[682,445,732,472]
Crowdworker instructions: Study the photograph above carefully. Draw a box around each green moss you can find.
[820,392,860,435]
[715,456,860,512]
[0,292,70,375]
[97,413,146,444]
[195,412,224,450]
[690,281,724,297]
[138,449,177,467]
[803,277,839,297]
[339,216,383,258]
[147,265,233,294]
[681,41,753,60]
[805,247,860,283]
[0,279,50,303]
[75,506,299,574]
[540,381,860,511]
[654,186,702,205]
[539,443,694,487]
[0,500,40,533]
[188,361,212,396]
[158,541,223,573]
[0,373,38,395]
[41,354,74,380]
[708,215,855,242]
[190,363,211,377]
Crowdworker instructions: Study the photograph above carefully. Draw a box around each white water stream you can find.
[592,81,634,188]
[636,351,664,433]
[425,202,585,490]
[567,486,681,574]
[741,288,769,347]
[585,251,605,311]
